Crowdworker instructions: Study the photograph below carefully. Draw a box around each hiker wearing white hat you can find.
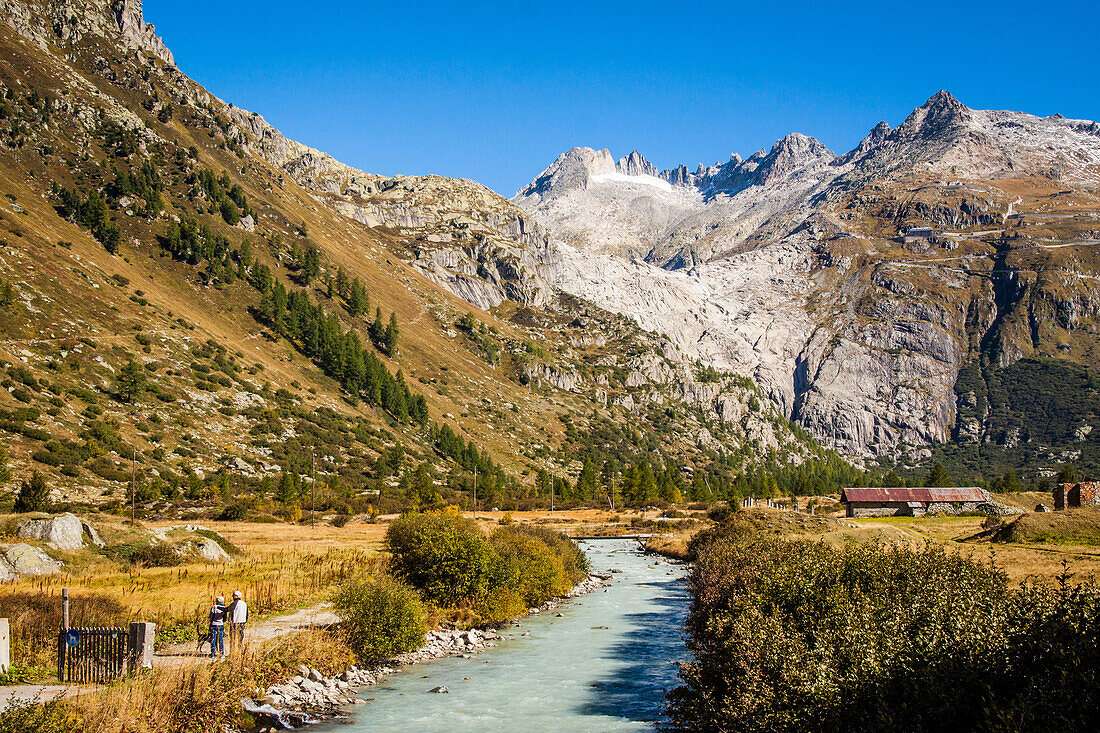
[226,590,248,652]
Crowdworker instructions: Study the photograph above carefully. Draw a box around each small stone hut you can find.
[840,487,991,518]
[1053,481,1100,510]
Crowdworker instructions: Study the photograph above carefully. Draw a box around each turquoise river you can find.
[315,538,689,732]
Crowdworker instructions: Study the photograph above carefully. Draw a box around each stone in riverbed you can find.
[429,686,450,693]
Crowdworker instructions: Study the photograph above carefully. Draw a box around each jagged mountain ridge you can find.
[507,92,1100,463]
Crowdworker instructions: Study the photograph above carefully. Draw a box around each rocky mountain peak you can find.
[898,89,972,141]
[0,0,173,65]
[751,133,835,185]
[835,120,892,166]
[110,0,174,66]
[514,146,615,199]
[617,150,658,177]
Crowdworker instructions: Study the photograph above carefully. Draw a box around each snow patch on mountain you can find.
[590,171,674,191]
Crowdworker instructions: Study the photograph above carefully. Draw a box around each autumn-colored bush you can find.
[670,527,1100,732]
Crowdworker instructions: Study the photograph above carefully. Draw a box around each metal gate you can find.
[57,626,129,683]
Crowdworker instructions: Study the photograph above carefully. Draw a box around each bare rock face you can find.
[509,92,1100,457]
[110,0,174,66]
[194,538,231,563]
[3,543,63,575]
[0,0,173,65]
[17,513,85,550]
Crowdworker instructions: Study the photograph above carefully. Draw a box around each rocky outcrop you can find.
[2,543,62,577]
[17,513,85,550]
[526,363,582,393]
[0,0,173,65]
[194,537,231,563]
[617,150,658,177]
[110,1,174,65]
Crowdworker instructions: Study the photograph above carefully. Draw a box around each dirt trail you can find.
[152,602,338,667]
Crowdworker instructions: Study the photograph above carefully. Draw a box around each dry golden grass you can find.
[836,513,1100,585]
[0,516,383,667]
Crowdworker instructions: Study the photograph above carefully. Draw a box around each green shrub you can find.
[331,577,424,661]
[131,543,184,567]
[670,525,1100,732]
[489,525,567,606]
[476,586,527,623]
[385,513,497,606]
[31,450,62,467]
[0,696,70,732]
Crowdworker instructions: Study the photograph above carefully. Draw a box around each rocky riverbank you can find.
[243,572,612,730]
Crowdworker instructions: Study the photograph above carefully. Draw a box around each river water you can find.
[318,539,688,732]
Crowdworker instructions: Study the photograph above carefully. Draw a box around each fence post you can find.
[0,618,9,674]
[128,622,155,673]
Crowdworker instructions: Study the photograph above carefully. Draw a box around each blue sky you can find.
[145,0,1098,196]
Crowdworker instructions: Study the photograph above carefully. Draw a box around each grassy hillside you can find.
[0,5,847,523]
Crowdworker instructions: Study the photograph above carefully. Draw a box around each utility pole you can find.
[311,450,316,529]
[130,446,136,525]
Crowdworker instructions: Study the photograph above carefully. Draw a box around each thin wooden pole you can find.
[311,451,316,529]
[472,468,477,519]
[130,447,136,525]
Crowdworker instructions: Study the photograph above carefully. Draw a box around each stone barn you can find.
[840,487,991,518]
[1053,481,1100,510]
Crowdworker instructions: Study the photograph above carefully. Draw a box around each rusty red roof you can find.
[841,487,990,504]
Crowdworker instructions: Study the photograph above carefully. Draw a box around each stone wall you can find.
[847,502,912,518]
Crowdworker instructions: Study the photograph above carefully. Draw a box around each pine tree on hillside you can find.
[302,243,321,283]
[14,471,50,513]
[348,278,367,316]
[1058,464,1080,484]
[336,267,349,299]
[926,462,951,488]
[383,312,399,356]
[114,359,146,402]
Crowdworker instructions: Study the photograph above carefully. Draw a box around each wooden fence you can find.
[57,626,129,684]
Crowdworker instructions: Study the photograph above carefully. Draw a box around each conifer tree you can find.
[336,267,349,299]
[14,471,50,513]
[114,359,146,402]
[383,312,399,355]
[926,462,951,488]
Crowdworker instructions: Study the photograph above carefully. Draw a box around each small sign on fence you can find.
[57,626,128,684]
[55,589,156,684]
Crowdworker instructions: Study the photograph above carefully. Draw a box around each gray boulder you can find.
[4,543,62,575]
[194,538,231,563]
[17,513,85,550]
[225,456,256,475]
[82,521,106,548]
